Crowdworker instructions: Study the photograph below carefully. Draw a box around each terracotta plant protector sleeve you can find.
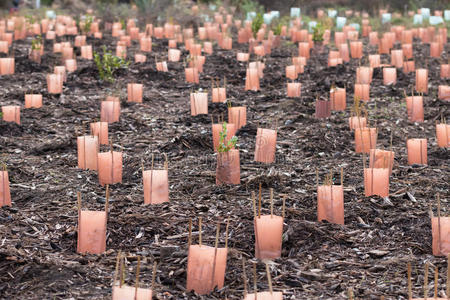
[254,128,277,163]
[186,245,228,295]
[143,169,169,204]
[190,93,208,116]
[317,185,344,225]
[348,117,367,130]
[98,151,123,186]
[77,210,106,254]
[100,100,120,123]
[254,215,283,259]
[245,68,260,91]
[25,94,42,109]
[212,123,236,152]
[0,171,11,207]
[354,128,377,153]
[127,84,143,103]
[112,285,152,300]
[90,122,109,145]
[216,150,240,185]
[364,168,389,197]
[407,139,427,165]
[2,106,20,124]
[405,96,424,122]
[228,107,247,130]
[77,136,98,170]
[287,82,301,98]
[436,124,450,148]
[330,88,346,111]
[315,99,331,119]
[212,87,226,103]
[431,217,450,256]
[369,149,395,175]
[244,291,283,300]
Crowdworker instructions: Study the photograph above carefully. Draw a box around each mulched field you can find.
[0,25,448,299]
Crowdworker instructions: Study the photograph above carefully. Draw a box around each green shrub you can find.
[218,122,238,153]
[93,46,129,83]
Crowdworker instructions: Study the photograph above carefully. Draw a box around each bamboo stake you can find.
[270,188,273,217]
[253,262,258,300]
[77,192,81,212]
[408,262,412,299]
[424,262,429,300]
[434,267,438,299]
[252,191,257,220]
[446,254,449,298]
[258,183,262,218]
[265,263,273,295]
[282,195,286,219]
[188,218,192,248]
[198,217,202,247]
[120,254,125,287]
[134,256,141,300]
[225,217,230,249]
[105,185,109,214]
[348,287,353,300]
[113,250,122,286]
[242,258,248,297]
[151,261,157,294]
[210,222,221,291]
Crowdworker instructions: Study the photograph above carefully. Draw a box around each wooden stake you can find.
[224,217,230,249]
[105,185,110,214]
[113,250,122,286]
[434,267,438,299]
[340,167,344,186]
[282,195,286,219]
[120,254,125,288]
[270,188,273,217]
[134,256,141,300]
[424,262,429,300]
[265,263,273,295]
[258,183,262,218]
[242,258,248,297]
[77,191,81,212]
[164,153,168,170]
[210,222,221,291]
[188,218,192,248]
[408,262,412,299]
[315,168,319,186]
[151,261,157,293]
[198,217,202,247]
[446,254,449,298]
[252,191,257,219]
[348,287,353,300]
[253,262,258,299]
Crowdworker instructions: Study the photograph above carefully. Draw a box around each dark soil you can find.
[0,28,449,300]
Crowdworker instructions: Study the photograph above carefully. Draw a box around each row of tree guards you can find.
[0,4,449,298]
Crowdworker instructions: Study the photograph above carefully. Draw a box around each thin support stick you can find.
[408,262,412,299]
[340,167,344,186]
[258,183,262,218]
[113,250,122,286]
[120,255,125,288]
[282,195,286,219]
[270,188,273,217]
[446,254,449,298]
[348,288,353,300]
[434,267,438,299]
[134,256,141,300]
[438,193,442,255]
[224,218,230,249]
[265,263,273,295]
[242,258,248,297]
[188,218,192,248]
[151,261,157,293]
[315,168,319,187]
[77,192,81,212]
[198,217,202,247]
[253,262,258,300]
[424,262,429,300]
[252,191,257,220]
[210,222,221,291]
[105,185,110,214]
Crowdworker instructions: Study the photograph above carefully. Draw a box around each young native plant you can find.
[251,13,263,38]
[217,122,238,153]
[94,46,130,83]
